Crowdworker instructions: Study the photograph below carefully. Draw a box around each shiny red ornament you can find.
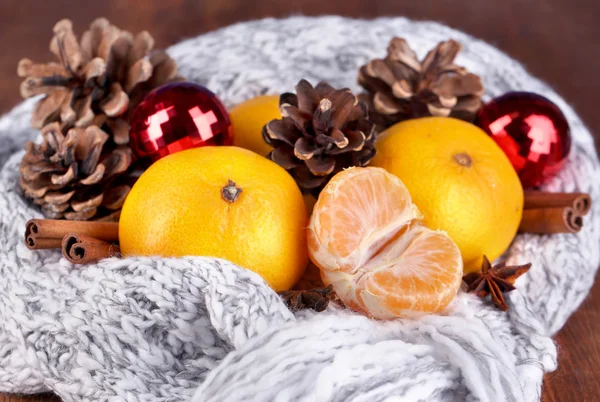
[476,91,571,188]
[129,82,232,161]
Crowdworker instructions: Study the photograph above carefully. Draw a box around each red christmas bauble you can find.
[129,82,232,161]
[476,92,571,188]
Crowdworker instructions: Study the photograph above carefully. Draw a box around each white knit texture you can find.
[0,16,599,402]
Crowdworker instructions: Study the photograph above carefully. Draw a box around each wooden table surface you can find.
[0,1,598,401]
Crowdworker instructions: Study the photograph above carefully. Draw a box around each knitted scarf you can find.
[0,17,599,402]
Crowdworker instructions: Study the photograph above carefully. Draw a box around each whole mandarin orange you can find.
[371,117,523,273]
[119,146,308,291]
[230,95,281,157]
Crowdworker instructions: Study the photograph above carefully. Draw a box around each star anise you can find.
[278,285,334,312]
[463,256,531,311]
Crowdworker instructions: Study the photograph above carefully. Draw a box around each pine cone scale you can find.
[374,92,403,114]
[329,128,349,148]
[295,79,321,113]
[44,190,75,205]
[270,147,299,169]
[314,82,335,98]
[345,130,367,151]
[81,58,106,83]
[79,165,105,185]
[51,164,76,186]
[263,119,302,146]
[294,137,318,160]
[305,156,336,176]
[128,32,154,65]
[366,59,396,87]
[17,59,69,80]
[31,90,68,129]
[71,194,104,212]
[329,93,356,129]
[387,38,420,71]
[391,80,413,99]
[64,209,96,221]
[20,158,57,178]
[50,20,82,71]
[100,83,129,117]
[284,106,313,137]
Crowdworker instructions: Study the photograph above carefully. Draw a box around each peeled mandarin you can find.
[308,167,463,319]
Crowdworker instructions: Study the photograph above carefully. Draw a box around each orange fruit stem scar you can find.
[221,179,243,203]
[453,152,473,167]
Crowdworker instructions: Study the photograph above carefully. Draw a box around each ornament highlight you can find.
[129,82,232,161]
[476,91,571,188]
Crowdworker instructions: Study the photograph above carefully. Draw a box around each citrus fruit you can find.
[308,167,463,319]
[230,95,280,156]
[119,146,308,291]
[371,117,523,273]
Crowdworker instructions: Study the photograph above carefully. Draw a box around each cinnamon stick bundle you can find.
[524,191,591,215]
[61,233,120,265]
[25,219,119,250]
[519,191,591,234]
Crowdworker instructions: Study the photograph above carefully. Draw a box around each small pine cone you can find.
[263,80,376,196]
[17,18,181,143]
[358,37,484,128]
[19,123,133,221]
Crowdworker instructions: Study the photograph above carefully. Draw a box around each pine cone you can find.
[358,37,484,127]
[17,17,180,142]
[263,80,376,195]
[17,18,181,221]
[19,123,132,221]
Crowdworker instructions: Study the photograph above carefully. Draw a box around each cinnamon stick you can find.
[524,191,592,215]
[519,207,583,234]
[61,233,120,265]
[24,235,63,250]
[26,219,119,241]
[25,219,119,250]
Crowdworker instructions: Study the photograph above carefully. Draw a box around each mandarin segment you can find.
[308,167,463,319]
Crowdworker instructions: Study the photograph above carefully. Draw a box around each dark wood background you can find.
[0,1,598,401]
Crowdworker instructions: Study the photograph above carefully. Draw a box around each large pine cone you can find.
[20,123,132,221]
[17,18,181,221]
[358,37,484,128]
[263,80,376,195]
[18,18,179,142]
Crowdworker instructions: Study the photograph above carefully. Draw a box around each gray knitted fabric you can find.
[0,16,599,402]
